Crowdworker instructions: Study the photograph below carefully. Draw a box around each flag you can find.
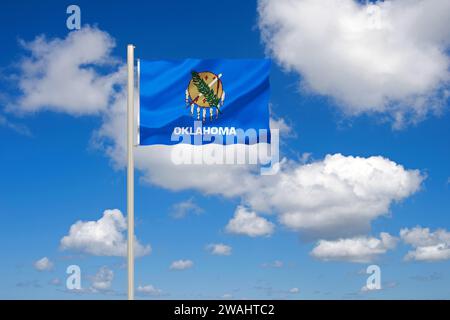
[139,59,271,145]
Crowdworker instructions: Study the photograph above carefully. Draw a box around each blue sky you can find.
[0,0,450,299]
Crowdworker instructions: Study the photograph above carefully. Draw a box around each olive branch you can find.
[191,71,222,111]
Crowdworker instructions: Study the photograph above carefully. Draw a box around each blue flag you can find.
[139,59,271,145]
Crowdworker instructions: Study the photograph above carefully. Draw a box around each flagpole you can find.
[127,44,135,301]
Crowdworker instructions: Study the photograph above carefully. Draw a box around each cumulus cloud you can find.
[150,152,419,239]
[170,198,204,219]
[96,138,424,238]
[311,232,398,263]
[91,266,114,291]
[60,209,151,257]
[137,284,162,296]
[400,226,450,261]
[258,0,450,127]
[170,259,194,270]
[97,104,424,238]
[226,206,275,237]
[206,243,232,256]
[33,257,54,271]
[267,154,423,238]
[11,27,424,240]
[12,26,125,115]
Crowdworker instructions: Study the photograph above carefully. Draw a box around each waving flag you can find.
[139,59,271,145]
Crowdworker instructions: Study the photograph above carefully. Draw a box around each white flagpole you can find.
[127,44,135,300]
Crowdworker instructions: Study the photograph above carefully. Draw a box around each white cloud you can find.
[10,27,424,240]
[206,243,232,256]
[91,266,113,291]
[104,144,423,239]
[137,284,162,296]
[95,107,424,238]
[12,26,125,115]
[170,259,194,270]
[270,116,295,138]
[299,152,312,164]
[170,198,204,219]
[311,232,398,263]
[289,287,300,294]
[0,114,32,136]
[225,206,275,237]
[33,257,54,271]
[258,0,450,127]
[266,154,422,238]
[400,226,450,261]
[261,260,283,268]
[60,209,151,257]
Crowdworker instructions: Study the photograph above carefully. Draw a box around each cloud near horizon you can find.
[311,232,398,263]
[400,226,450,262]
[170,260,194,271]
[60,209,151,257]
